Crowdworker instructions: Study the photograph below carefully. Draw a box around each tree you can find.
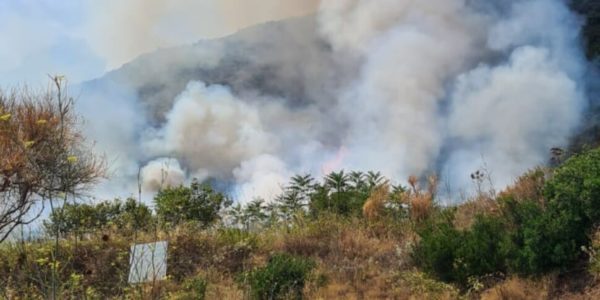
[0,78,104,242]
[243,198,268,229]
[366,171,385,190]
[288,174,315,206]
[324,170,350,195]
[227,203,247,229]
[273,174,314,223]
[44,198,153,236]
[154,179,231,227]
[349,171,366,190]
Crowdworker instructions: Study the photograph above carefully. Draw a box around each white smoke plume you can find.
[83,0,319,69]
[141,158,186,191]
[80,0,590,204]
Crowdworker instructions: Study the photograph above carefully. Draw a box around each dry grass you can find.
[453,169,545,231]
[401,175,437,223]
[481,277,550,300]
[268,214,414,298]
[454,197,500,230]
[363,184,389,221]
[498,168,548,204]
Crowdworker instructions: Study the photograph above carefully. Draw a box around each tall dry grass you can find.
[362,183,389,221]
[498,167,548,204]
[400,175,437,223]
[481,277,550,300]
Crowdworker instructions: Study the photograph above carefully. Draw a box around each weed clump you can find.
[240,253,315,300]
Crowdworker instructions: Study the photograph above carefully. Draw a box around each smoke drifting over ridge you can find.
[81,0,592,203]
[83,0,319,69]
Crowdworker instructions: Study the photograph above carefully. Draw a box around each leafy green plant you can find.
[155,179,232,227]
[416,147,600,283]
[240,253,315,300]
[453,215,507,284]
[509,147,600,274]
[44,198,153,236]
[413,210,462,282]
[176,275,208,300]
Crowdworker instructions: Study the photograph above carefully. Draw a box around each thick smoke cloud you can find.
[143,82,275,178]
[81,0,590,203]
[326,0,486,180]
[445,47,583,192]
[84,0,319,69]
[141,158,186,191]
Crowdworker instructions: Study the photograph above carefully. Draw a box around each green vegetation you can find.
[44,198,153,236]
[240,253,315,300]
[0,4,598,298]
[415,147,600,286]
[154,178,232,227]
[1,146,598,298]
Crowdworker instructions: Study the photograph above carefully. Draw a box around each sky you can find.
[0,0,318,86]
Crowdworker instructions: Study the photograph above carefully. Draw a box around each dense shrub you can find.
[241,253,315,300]
[545,147,600,227]
[172,276,207,300]
[309,189,369,217]
[497,197,545,274]
[414,210,462,282]
[155,179,232,227]
[417,147,600,283]
[453,215,507,283]
[416,212,507,285]
[44,198,153,236]
[510,147,600,274]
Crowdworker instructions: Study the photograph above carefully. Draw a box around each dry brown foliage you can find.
[454,198,500,230]
[362,183,389,221]
[498,167,548,204]
[401,175,437,223]
[0,81,105,242]
[481,277,550,300]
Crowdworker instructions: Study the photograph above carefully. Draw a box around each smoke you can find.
[81,0,590,203]
[83,0,319,69]
[445,46,583,191]
[142,82,275,178]
[328,0,486,180]
[141,158,186,191]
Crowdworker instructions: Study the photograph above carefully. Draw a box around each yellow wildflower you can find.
[67,156,78,163]
[36,119,47,125]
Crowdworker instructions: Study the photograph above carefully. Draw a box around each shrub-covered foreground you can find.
[416,147,600,286]
[1,147,600,299]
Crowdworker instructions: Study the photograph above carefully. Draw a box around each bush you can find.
[171,276,207,300]
[497,197,544,274]
[453,215,507,283]
[416,147,600,283]
[496,195,586,275]
[545,147,600,228]
[510,147,600,274]
[44,198,153,236]
[413,210,462,282]
[155,179,232,227]
[241,253,315,300]
[416,211,509,285]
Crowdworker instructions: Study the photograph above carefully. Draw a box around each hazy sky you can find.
[0,0,318,86]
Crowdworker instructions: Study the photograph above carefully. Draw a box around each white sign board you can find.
[128,241,168,284]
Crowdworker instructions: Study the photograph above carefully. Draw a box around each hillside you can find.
[1,1,599,299]
[1,146,600,299]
